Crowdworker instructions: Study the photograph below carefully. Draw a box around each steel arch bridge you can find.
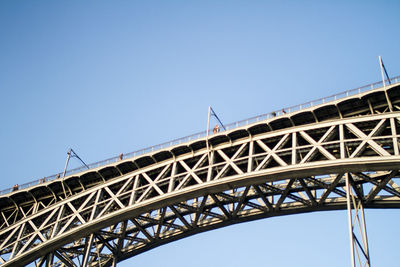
[1,82,400,266]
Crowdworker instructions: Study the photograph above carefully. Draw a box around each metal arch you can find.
[1,113,400,266]
[24,170,400,267]
[2,82,400,226]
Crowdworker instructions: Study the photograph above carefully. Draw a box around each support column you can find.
[345,173,371,267]
[82,234,95,267]
[346,173,356,267]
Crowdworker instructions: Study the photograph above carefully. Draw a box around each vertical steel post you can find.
[379,56,393,112]
[60,149,72,198]
[206,106,211,162]
[206,106,211,140]
[346,173,371,267]
[46,253,53,267]
[346,173,356,267]
[62,149,72,178]
[379,56,386,88]
[360,204,371,266]
[82,234,95,267]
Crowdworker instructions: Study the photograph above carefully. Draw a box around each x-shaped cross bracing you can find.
[1,113,400,266]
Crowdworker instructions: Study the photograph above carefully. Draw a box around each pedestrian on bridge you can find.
[213,124,220,134]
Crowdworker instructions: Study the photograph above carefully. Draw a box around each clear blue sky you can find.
[0,1,399,266]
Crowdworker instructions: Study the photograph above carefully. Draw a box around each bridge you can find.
[1,78,400,266]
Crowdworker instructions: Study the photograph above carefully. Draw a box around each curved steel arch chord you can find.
[37,170,400,267]
[1,113,400,266]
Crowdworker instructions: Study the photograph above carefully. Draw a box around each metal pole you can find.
[206,106,211,162]
[379,56,393,112]
[359,204,371,266]
[346,173,356,267]
[379,56,391,85]
[60,149,72,198]
[62,149,72,178]
[379,56,386,88]
[207,106,211,140]
[82,234,94,267]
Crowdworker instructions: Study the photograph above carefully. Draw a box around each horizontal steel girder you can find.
[1,113,400,266]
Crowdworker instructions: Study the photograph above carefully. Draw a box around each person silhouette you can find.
[213,124,220,134]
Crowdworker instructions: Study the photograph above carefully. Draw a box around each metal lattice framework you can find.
[1,82,400,266]
[1,111,400,266]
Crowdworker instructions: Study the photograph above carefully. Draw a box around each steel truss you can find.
[2,83,399,232]
[1,113,400,266]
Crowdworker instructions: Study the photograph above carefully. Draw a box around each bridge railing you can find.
[2,76,399,196]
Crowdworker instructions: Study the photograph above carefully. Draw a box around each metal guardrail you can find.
[2,76,400,196]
